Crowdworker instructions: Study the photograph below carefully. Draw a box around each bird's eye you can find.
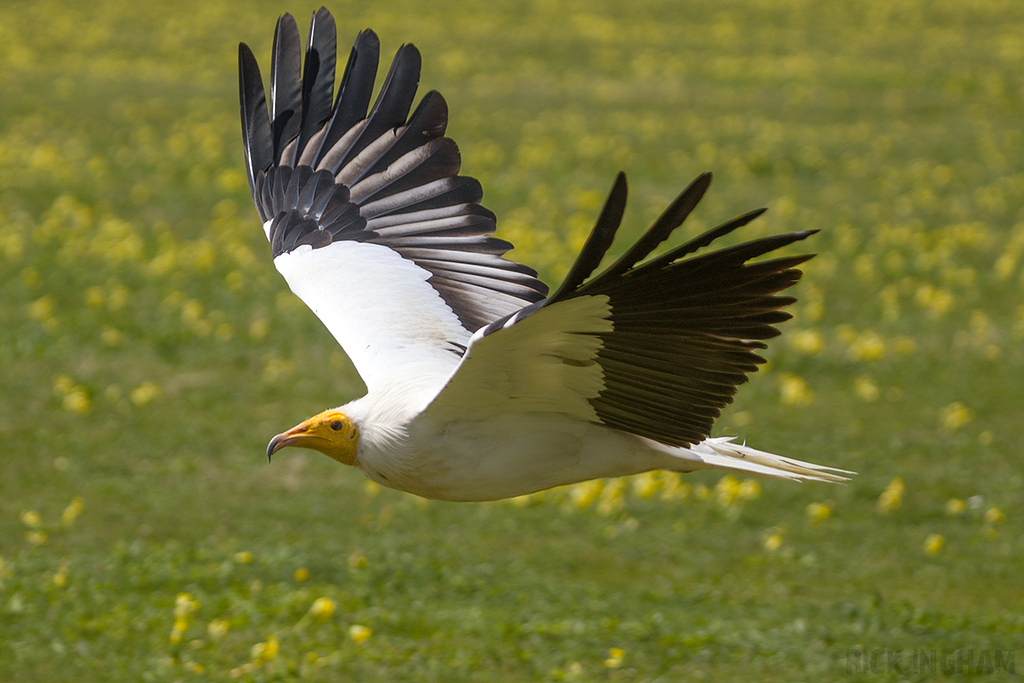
[330,420,344,431]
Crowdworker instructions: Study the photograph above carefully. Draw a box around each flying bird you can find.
[238,7,848,501]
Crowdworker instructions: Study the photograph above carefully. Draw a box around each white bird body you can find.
[241,8,850,502]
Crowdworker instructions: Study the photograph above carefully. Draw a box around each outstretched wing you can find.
[239,8,548,392]
[425,172,815,448]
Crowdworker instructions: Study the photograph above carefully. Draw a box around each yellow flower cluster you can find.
[788,328,825,355]
[207,619,229,641]
[939,402,974,432]
[61,497,84,526]
[130,382,162,407]
[853,376,880,402]
[248,634,278,663]
[715,474,761,509]
[54,375,91,414]
[779,373,815,406]
[170,593,200,645]
[877,477,904,514]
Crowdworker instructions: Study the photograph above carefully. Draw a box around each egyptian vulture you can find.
[239,8,848,502]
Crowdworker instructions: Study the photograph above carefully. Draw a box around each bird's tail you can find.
[658,436,852,483]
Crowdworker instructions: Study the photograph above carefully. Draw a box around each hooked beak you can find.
[266,422,324,461]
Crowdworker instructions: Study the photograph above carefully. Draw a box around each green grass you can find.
[2,0,1023,680]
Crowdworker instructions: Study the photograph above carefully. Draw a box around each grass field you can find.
[2,0,1023,680]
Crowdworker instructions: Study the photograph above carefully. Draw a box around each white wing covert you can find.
[239,9,548,392]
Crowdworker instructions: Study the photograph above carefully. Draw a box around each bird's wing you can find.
[424,172,815,448]
[239,9,548,392]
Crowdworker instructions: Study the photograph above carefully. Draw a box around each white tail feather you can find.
[658,437,852,483]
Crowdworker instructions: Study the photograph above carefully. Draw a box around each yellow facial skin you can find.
[266,409,359,466]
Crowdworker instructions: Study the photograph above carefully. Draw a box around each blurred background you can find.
[1,0,1021,680]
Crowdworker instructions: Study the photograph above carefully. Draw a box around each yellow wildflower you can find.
[28,295,56,321]
[207,619,229,641]
[923,534,944,556]
[53,560,69,587]
[100,327,125,347]
[175,593,200,619]
[309,597,335,621]
[597,479,625,515]
[715,475,742,507]
[294,567,309,582]
[53,375,75,395]
[847,330,885,361]
[779,373,814,405]
[130,382,162,407]
[764,534,783,552]
[660,472,690,501]
[20,510,41,528]
[945,499,966,516]
[348,553,368,569]
[251,635,279,662]
[806,502,832,523]
[349,625,372,643]
[234,551,253,564]
[853,376,879,402]
[939,402,973,432]
[604,647,625,668]
[985,507,1006,525]
[737,479,760,501]
[631,472,660,499]
[248,317,270,341]
[63,387,91,414]
[569,479,603,509]
[877,477,904,514]
[61,498,84,526]
[789,329,824,355]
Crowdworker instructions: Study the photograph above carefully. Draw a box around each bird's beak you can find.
[266,421,322,461]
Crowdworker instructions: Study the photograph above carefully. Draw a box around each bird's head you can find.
[266,409,359,466]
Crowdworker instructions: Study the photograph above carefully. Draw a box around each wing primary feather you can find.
[547,172,627,302]
[337,44,422,169]
[238,43,273,207]
[313,29,381,168]
[358,91,449,182]
[592,171,712,286]
[269,13,302,164]
[294,8,337,167]
[641,208,768,272]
